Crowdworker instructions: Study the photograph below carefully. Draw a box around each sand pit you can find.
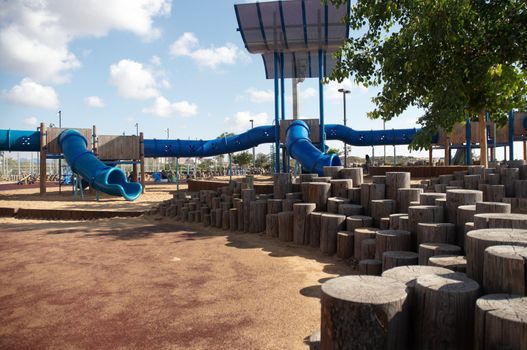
[0,214,352,349]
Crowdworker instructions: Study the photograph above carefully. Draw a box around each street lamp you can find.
[338,88,351,167]
[250,119,255,169]
[166,128,170,139]
[135,123,139,136]
[58,110,62,193]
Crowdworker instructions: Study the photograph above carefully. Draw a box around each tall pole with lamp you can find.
[58,110,62,193]
[338,88,350,167]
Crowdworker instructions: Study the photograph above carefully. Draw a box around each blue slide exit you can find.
[285,120,341,175]
[59,129,142,201]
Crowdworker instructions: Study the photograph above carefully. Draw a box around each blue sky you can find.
[2,0,514,160]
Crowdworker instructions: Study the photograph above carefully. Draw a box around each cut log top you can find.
[428,255,467,271]
[321,275,407,304]
[485,244,527,261]
[382,265,454,288]
[377,230,411,238]
[467,228,527,243]
[476,294,527,323]
[416,272,480,293]
[355,227,379,235]
[475,201,511,214]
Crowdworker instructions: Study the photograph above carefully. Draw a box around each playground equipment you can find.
[59,129,142,201]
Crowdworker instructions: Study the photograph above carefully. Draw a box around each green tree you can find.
[198,159,215,172]
[328,0,527,167]
[327,147,341,156]
[255,153,271,169]
[232,152,252,167]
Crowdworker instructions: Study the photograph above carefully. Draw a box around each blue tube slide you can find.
[285,120,341,175]
[143,125,275,157]
[0,129,40,152]
[324,124,439,146]
[59,129,142,201]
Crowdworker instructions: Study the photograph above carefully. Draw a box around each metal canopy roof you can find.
[235,0,350,79]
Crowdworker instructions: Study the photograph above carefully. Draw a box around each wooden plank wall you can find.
[46,128,92,154]
[97,135,140,160]
[279,119,320,143]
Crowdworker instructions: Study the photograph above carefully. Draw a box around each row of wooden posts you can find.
[155,163,527,350]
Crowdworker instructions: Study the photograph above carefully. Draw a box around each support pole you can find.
[318,49,326,152]
[139,132,145,193]
[523,140,527,161]
[445,134,450,165]
[429,147,433,166]
[274,52,280,173]
[175,157,180,192]
[508,110,514,160]
[39,122,46,195]
[465,118,472,165]
[280,52,287,173]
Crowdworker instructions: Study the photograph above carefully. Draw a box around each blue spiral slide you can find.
[59,130,142,201]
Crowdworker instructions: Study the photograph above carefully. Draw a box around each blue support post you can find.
[274,52,280,173]
[509,110,514,160]
[318,49,325,152]
[280,52,287,172]
[465,118,472,165]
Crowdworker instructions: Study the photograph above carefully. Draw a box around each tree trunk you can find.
[320,276,409,350]
[320,213,347,255]
[293,203,316,245]
[415,272,481,350]
[482,245,527,295]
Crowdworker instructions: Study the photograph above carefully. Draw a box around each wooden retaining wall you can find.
[188,180,273,195]
[0,207,143,220]
[370,166,469,178]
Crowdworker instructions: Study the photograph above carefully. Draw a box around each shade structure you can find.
[235,0,350,79]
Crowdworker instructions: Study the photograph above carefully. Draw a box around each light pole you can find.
[58,110,62,193]
[166,128,170,139]
[383,119,386,165]
[135,123,139,136]
[250,119,255,168]
[338,88,350,167]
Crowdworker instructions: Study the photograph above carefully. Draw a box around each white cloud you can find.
[150,55,162,66]
[24,116,38,127]
[84,96,105,108]
[0,0,170,83]
[246,88,273,103]
[169,32,243,70]
[142,96,197,117]
[326,78,369,100]
[110,59,159,100]
[224,111,270,133]
[3,78,59,109]
[300,87,316,99]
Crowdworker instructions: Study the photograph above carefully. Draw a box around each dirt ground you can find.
[0,209,353,349]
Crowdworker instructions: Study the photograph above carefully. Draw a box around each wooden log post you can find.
[323,165,343,179]
[375,230,411,260]
[416,222,456,246]
[273,173,291,199]
[474,213,527,229]
[382,265,454,349]
[464,174,481,190]
[397,188,423,214]
[415,272,481,350]
[371,199,396,227]
[293,203,316,245]
[214,208,222,228]
[340,167,363,187]
[327,197,350,214]
[267,199,282,214]
[514,179,527,198]
[466,228,527,284]
[370,183,386,200]
[235,199,244,232]
[337,203,363,216]
[309,212,323,248]
[446,189,483,235]
[358,259,383,275]
[418,243,462,265]
[360,183,372,215]
[500,167,519,197]
[361,238,376,260]
[475,201,511,214]
[308,183,331,211]
[242,189,255,232]
[278,211,294,242]
[382,251,419,271]
[283,198,302,211]
[229,208,238,231]
[419,192,446,205]
[320,276,409,350]
[337,231,354,259]
[346,215,373,232]
[266,214,279,237]
[249,200,267,233]
[474,294,527,350]
[379,217,390,230]
[456,204,476,248]
[354,227,378,260]
[203,214,211,226]
[222,210,230,230]
[428,255,467,272]
[320,214,346,255]
[330,179,353,197]
[386,172,411,201]
[407,205,444,249]
[389,213,408,230]
[483,245,527,295]
[347,187,361,204]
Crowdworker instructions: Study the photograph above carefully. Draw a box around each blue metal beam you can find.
[280,52,287,172]
[318,49,326,152]
[274,52,281,173]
